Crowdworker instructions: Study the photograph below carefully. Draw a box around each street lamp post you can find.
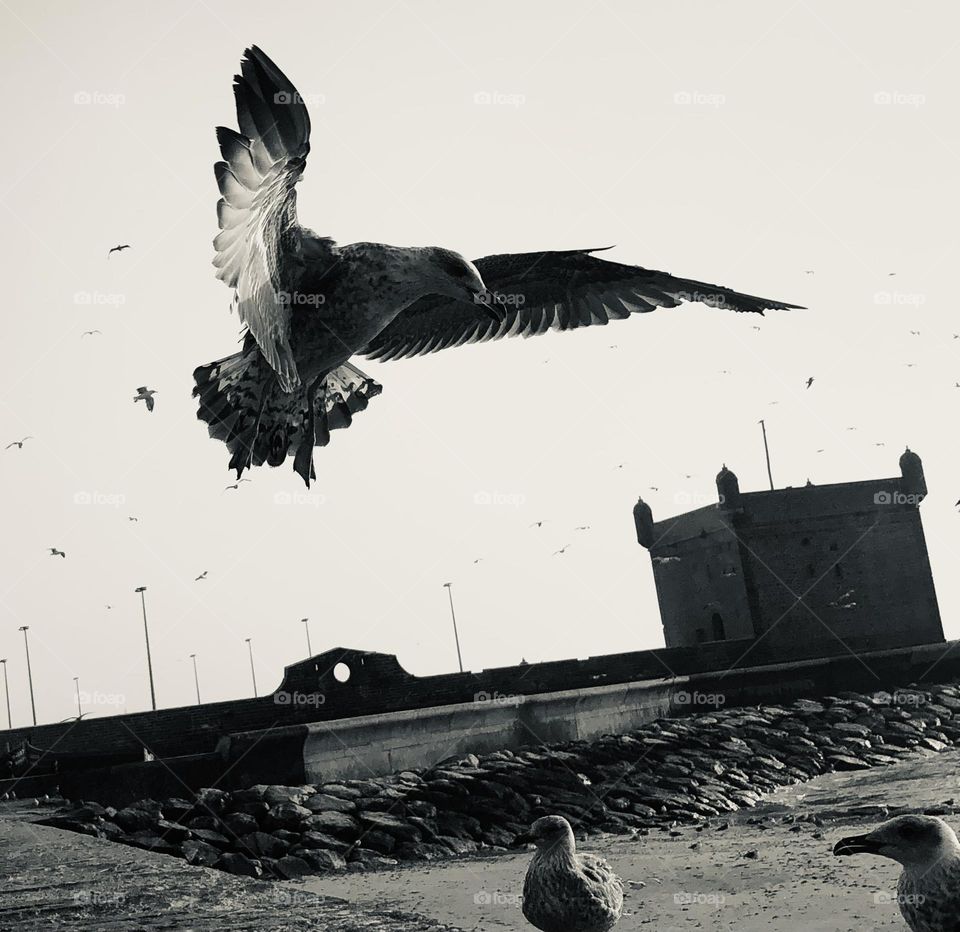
[245,638,258,697]
[135,587,156,711]
[301,618,312,657]
[18,627,36,726]
[73,677,82,718]
[189,654,201,705]
[0,660,10,729]
[442,583,464,673]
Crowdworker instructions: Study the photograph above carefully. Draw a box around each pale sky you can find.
[1,1,958,727]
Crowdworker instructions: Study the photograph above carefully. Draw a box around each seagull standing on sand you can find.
[194,46,802,487]
[133,387,157,412]
[516,815,623,932]
[834,814,960,931]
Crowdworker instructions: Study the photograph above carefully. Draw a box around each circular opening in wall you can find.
[333,662,351,683]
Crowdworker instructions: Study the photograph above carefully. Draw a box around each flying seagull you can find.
[529,520,547,528]
[574,525,591,531]
[5,436,33,449]
[108,244,131,257]
[517,815,623,932]
[48,548,65,558]
[133,387,157,412]
[193,47,802,487]
[806,377,814,389]
[81,330,102,338]
[195,571,208,581]
[834,815,960,932]
[224,479,251,491]
[553,545,571,556]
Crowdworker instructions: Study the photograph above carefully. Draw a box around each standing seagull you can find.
[194,47,802,487]
[133,387,157,412]
[516,815,623,932]
[834,815,960,931]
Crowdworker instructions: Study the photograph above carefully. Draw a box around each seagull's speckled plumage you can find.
[519,815,623,932]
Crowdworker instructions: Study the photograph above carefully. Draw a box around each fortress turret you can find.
[716,464,741,509]
[633,496,654,547]
[899,446,926,501]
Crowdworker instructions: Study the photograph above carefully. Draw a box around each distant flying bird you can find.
[910,330,920,336]
[517,815,623,932]
[752,325,761,330]
[133,387,157,412]
[846,426,857,431]
[648,486,659,492]
[768,401,780,405]
[574,526,591,531]
[223,478,251,491]
[906,363,917,368]
[107,244,131,257]
[5,436,33,450]
[127,516,139,522]
[806,377,814,389]
[804,270,815,274]
[81,330,102,337]
[874,442,885,447]
[816,449,825,453]
[529,521,546,528]
[193,47,802,487]
[105,605,112,610]
[473,558,482,564]
[553,545,571,556]
[888,272,897,276]
[48,548,65,558]
[195,571,208,581]
[834,815,960,932]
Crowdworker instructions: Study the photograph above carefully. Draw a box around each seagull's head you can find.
[834,815,960,868]
[421,247,505,323]
[514,814,577,855]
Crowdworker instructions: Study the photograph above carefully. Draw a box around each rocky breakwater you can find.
[36,682,960,879]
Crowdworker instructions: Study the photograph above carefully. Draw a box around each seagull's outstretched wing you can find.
[213,46,334,391]
[361,248,802,361]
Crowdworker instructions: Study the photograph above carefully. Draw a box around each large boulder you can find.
[215,852,263,877]
[195,788,231,815]
[221,812,259,837]
[304,793,356,814]
[264,802,312,831]
[299,848,347,872]
[239,831,289,859]
[356,811,422,842]
[182,838,221,866]
[302,811,360,838]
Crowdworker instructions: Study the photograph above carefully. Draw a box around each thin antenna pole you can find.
[442,583,464,673]
[758,419,774,490]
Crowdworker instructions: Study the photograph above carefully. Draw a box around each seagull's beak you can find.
[833,833,882,857]
[472,287,508,324]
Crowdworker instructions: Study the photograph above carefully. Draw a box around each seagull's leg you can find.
[293,376,326,487]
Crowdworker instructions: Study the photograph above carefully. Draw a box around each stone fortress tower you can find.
[634,449,943,651]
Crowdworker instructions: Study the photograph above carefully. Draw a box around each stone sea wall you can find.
[34,680,960,880]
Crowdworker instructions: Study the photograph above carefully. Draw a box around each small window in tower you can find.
[711,612,726,641]
[801,537,811,546]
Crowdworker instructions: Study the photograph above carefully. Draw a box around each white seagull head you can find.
[414,247,503,321]
[834,814,960,869]
[515,814,577,855]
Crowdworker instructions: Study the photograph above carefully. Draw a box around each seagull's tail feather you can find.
[193,350,382,480]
